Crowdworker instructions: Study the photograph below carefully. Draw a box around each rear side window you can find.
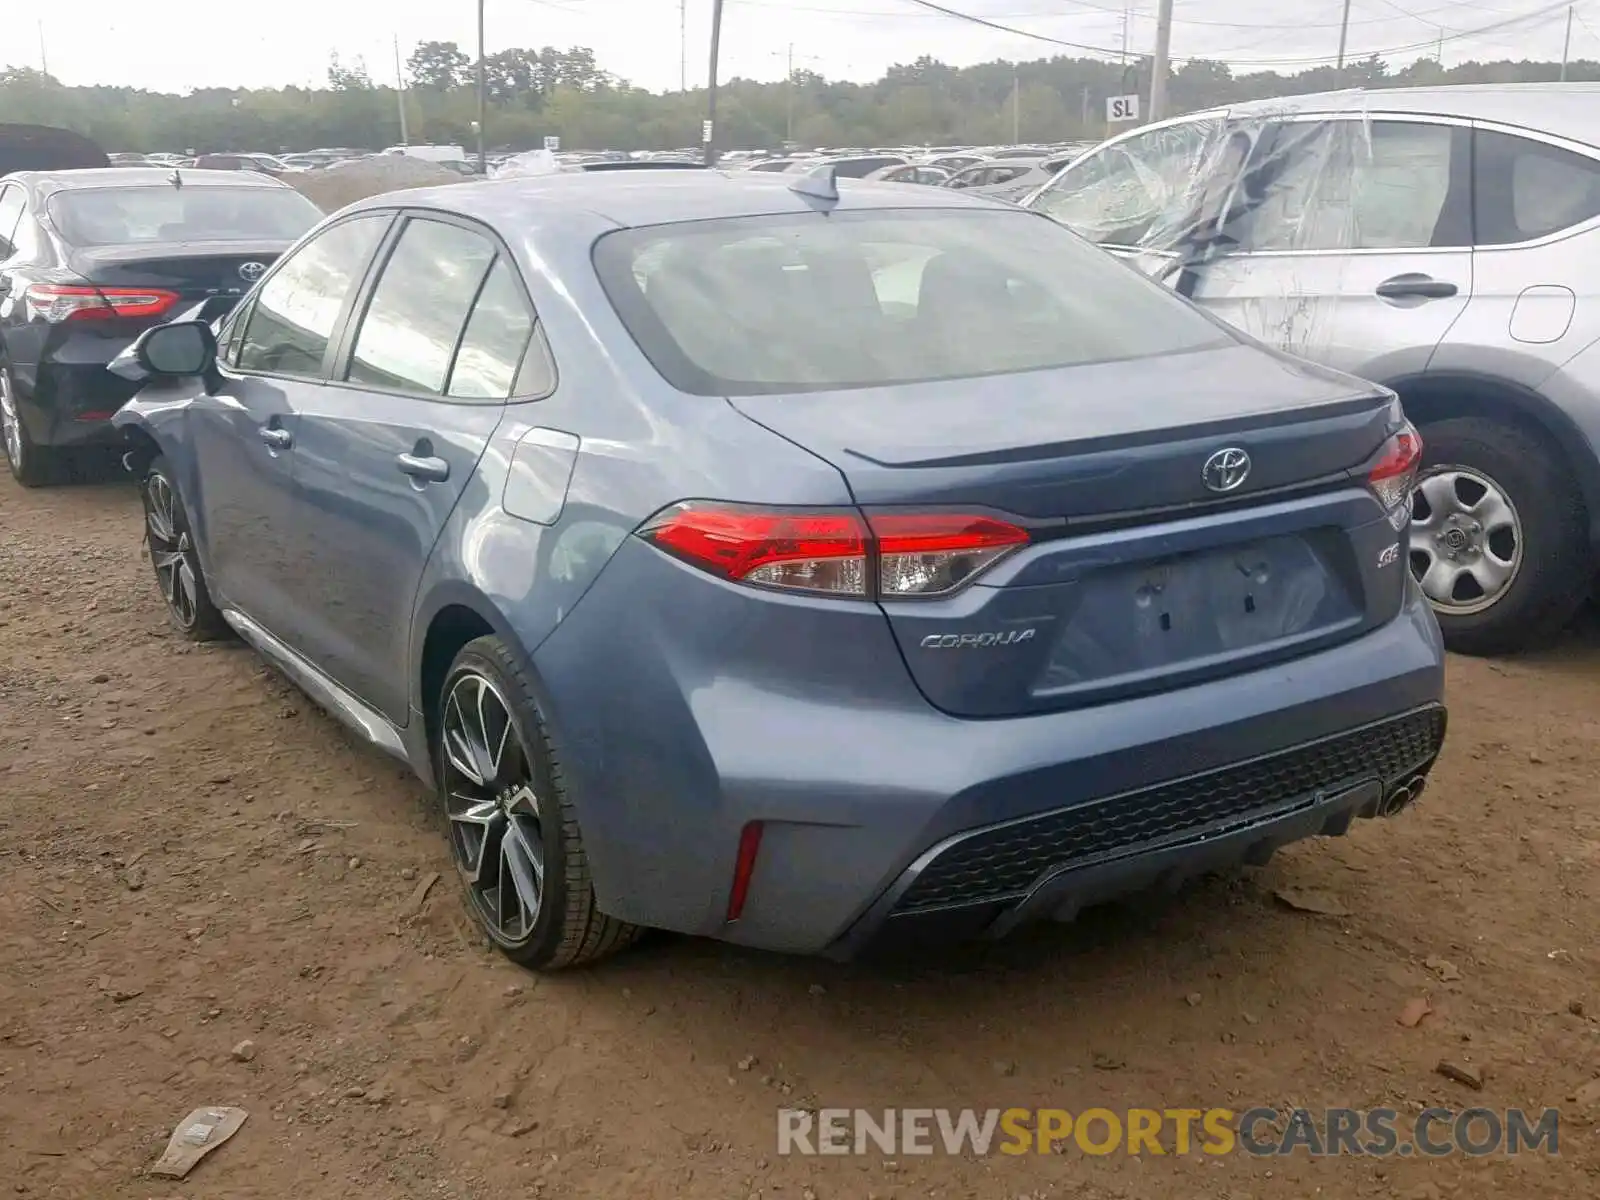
[347,218,499,395]
[236,215,389,378]
[1474,129,1600,245]
[447,258,540,399]
[593,209,1232,396]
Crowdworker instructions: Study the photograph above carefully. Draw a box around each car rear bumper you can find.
[12,357,142,448]
[529,543,1447,958]
[827,705,1442,959]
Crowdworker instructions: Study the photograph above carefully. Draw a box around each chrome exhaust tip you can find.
[1379,774,1428,817]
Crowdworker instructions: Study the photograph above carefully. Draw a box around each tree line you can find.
[1,42,1595,155]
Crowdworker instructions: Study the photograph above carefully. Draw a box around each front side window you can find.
[945,166,986,190]
[1240,119,1462,252]
[236,214,389,378]
[346,218,498,395]
[594,209,1232,396]
[1029,120,1215,247]
[1474,129,1600,245]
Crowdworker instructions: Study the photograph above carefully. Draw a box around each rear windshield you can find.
[47,186,321,247]
[592,208,1232,395]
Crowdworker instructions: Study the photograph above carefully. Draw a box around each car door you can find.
[1186,115,1474,379]
[1431,123,1600,379]
[189,212,392,633]
[285,213,535,721]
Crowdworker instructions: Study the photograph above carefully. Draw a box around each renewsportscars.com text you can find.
[777,1106,1559,1158]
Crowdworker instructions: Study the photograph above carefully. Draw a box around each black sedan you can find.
[0,167,321,485]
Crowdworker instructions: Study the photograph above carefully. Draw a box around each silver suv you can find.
[1027,83,1600,654]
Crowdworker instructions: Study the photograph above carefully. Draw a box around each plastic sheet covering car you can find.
[1030,98,1411,362]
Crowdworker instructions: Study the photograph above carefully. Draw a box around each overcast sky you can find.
[15,0,1593,93]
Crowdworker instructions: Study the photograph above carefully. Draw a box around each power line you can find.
[889,0,1129,53]
[730,0,1566,31]
[1213,0,1573,63]
[884,0,1575,66]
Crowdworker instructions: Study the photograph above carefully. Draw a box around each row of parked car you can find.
[0,84,1592,972]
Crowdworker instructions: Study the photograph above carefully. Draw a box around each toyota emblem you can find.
[238,261,267,282]
[1201,447,1252,493]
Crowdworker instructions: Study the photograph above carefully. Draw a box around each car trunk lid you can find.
[728,344,1413,718]
[60,240,283,329]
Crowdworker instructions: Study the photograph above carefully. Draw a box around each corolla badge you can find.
[1201,447,1252,493]
[920,629,1037,649]
[238,261,267,282]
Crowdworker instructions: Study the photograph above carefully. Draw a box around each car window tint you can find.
[1474,129,1600,245]
[595,209,1232,396]
[236,215,388,378]
[0,186,25,253]
[347,219,497,395]
[1246,120,1459,251]
[1029,121,1213,246]
[447,258,538,399]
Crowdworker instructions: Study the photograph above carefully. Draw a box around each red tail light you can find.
[639,503,1030,599]
[1367,421,1423,530]
[25,283,180,323]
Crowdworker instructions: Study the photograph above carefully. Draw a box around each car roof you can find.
[1215,82,1600,146]
[12,167,292,197]
[344,169,1022,233]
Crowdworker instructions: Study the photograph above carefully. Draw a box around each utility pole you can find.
[1080,85,1090,133]
[1562,4,1574,80]
[393,35,410,145]
[1011,64,1021,143]
[681,0,688,91]
[704,0,725,166]
[1148,0,1174,123]
[786,43,796,144]
[476,0,487,173]
[1335,0,1352,84]
[37,20,48,76]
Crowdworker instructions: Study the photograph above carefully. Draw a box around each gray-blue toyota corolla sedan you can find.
[112,169,1447,970]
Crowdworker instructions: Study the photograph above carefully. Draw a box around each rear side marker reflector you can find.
[640,503,1030,599]
[1367,421,1423,531]
[726,821,765,922]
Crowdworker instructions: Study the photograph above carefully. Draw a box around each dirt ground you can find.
[1,473,1597,1200]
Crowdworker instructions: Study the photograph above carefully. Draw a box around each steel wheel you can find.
[0,368,23,472]
[145,471,201,630]
[1409,466,1524,616]
[441,670,547,945]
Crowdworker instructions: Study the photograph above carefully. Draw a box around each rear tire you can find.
[141,455,230,641]
[1409,416,1589,655]
[1,367,59,488]
[435,635,642,970]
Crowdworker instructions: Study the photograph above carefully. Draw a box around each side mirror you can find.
[137,320,217,377]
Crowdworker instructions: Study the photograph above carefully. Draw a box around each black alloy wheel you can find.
[141,456,228,640]
[436,636,641,970]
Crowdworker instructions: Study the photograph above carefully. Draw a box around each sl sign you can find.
[1107,94,1140,123]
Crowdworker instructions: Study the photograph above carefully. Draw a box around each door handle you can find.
[259,426,293,449]
[1376,274,1458,301]
[396,453,449,483]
